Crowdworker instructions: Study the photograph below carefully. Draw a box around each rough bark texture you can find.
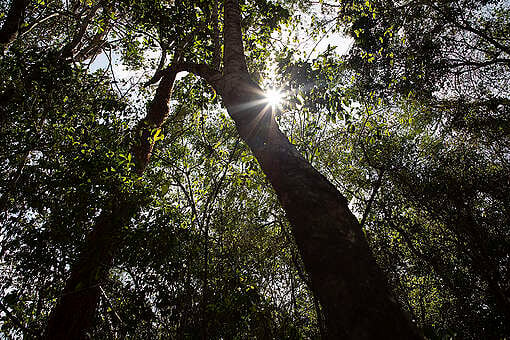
[219,0,423,338]
[223,0,248,76]
[133,69,177,174]
[211,0,221,70]
[0,0,28,50]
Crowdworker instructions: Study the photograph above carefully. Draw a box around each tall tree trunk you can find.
[0,0,28,51]
[217,0,423,338]
[44,199,136,339]
[221,78,421,339]
[44,69,179,339]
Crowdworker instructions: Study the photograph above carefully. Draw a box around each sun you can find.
[265,88,284,112]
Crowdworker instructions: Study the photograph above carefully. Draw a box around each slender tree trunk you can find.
[44,69,179,339]
[44,199,136,339]
[0,0,28,51]
[218,0,423,338]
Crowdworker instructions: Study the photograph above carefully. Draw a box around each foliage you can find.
[0,0,508,338]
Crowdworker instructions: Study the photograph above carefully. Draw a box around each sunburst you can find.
[264,87,285,113]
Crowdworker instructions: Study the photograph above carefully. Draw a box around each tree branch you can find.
[74,12,113,63]
[448,57,510,70]
[427,1,510,56]
[132,68,178,174]
[0,0,29,50]
[59,2,103,59]
[148,62,224,92]
[0,300,39,337]
[19,12,59,38]
[176,62,224,92]
[360,170,384,229]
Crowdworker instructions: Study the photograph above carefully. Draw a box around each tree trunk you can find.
[44,199,136,339]
[221,78,421,339]
[219,0,423,338]
[0,0,28,51]
[44,69,179,339]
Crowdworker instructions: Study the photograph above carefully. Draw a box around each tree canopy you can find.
[0,0,508,339]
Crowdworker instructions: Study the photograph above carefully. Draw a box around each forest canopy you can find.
[0,0,509,339]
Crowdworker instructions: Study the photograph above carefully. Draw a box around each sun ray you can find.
[264,87,285,113]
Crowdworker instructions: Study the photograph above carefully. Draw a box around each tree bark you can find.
[217,0,423,338]
[221,78,421,339]
[44,199,136,339]
[44,68,181,339]
[0,0,28,51]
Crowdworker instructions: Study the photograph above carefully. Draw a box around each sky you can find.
[88,2,353,91]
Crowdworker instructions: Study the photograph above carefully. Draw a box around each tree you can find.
[331,0,510,329]
[39,0,422,338]
[6,0,507,338]
[200,1,420,338]
[291,0,509,337]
